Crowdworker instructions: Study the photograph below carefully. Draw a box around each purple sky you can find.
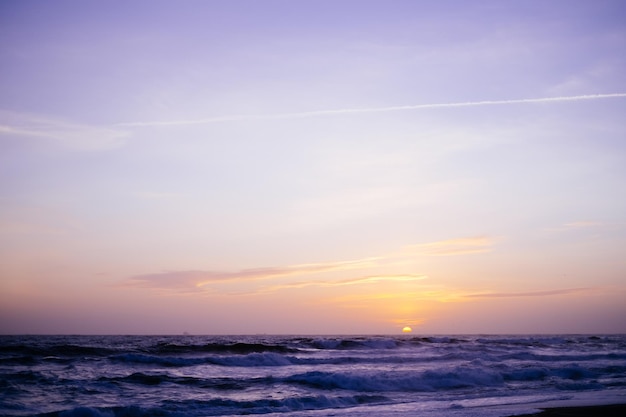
[1,0,625,334]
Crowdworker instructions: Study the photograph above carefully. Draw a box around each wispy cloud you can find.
[0,110,129,151]
[125,258,380,291]
[391,318,426,327]
[124,236,494,293]
[123,270,209,292]
[465,287,594,299]
[7,94,623,148]
[259,274,427,294]
[562,221,602,229]
[405,236,494,256]
[115,93,626,127]
[544,221,604,233]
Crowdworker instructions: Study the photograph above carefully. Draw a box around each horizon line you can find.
[115,92,626,128]
[1,332,623,336]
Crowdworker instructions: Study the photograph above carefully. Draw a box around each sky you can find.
[1,0,625,335]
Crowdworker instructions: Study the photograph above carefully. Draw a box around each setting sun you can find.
[402,326,412,333]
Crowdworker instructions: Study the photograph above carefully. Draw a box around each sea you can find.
[1,335,625,417]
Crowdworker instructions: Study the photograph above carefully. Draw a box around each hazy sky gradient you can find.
[1,0,625,334]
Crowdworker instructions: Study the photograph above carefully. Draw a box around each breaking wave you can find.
[3,334,625,417]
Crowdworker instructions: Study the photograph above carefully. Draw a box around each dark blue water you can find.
[1,335,625,417]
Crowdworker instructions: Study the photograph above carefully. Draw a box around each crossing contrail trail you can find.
[115,93,626,128]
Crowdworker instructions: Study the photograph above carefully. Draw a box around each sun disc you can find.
[402,326,412,333]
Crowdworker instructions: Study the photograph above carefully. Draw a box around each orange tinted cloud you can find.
[404,236,494,256]
[124,258,380,291]
[123,236,493,294]
[257,274,427,294]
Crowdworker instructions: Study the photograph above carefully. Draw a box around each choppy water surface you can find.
[1,335,625,417]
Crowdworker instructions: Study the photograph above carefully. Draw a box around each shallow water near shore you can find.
[1,335,625,416]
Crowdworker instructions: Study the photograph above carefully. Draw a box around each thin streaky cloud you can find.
[124,236,491,292]
[465,287,594,299]
[405,236,494,256]
[0,110,129,150]
[124,258,381,291]
[115,93,626,127]
[259,274,428,293]
[544,221,604,233]
[195,258,381,287]
[563,221,602,229]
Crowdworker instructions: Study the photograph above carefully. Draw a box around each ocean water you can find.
[1,335,625,417]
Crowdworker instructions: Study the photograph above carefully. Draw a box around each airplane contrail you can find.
[115,93,626,128]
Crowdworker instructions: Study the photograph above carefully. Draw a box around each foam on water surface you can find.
[1,335,625,417]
